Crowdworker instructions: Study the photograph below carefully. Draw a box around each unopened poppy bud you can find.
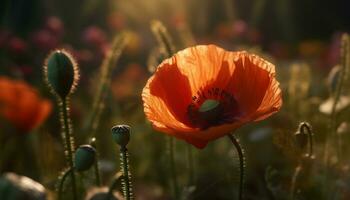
[74,145,96,172]
[44,49,79,99]
[111,125,130,147]
[294,131,308,149]
[0,173,47,200]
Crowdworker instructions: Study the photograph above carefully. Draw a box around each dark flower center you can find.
[187,87,240,129]
[198,99,222,123]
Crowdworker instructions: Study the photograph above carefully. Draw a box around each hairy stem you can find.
[86,33,128,139]
[60,99,77,200]
[324,34,349,164]
[228,134,244,200]
[120,147,133,200]
[151,20,176,58]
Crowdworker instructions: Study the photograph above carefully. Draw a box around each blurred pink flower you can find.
[232,20,248,37]
[45,16,64,37]
[73,49,94,63]
[31,29,59,51]
[326,32,342,66]
[83,26,107,47]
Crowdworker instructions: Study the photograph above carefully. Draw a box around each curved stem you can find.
[324,34,349,164]
[106,171,123,200]
[120,147,133,200]
[290,165,302,200]
[85,33,128,139]
[227,134,244,200]
[150,20,175,58]
[60,99,77,200]
[58,167,73,200]
[300,122,313,157]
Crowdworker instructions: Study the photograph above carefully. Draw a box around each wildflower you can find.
[142,45,282,148]
[83,26,107,47]
[0,77,52,133]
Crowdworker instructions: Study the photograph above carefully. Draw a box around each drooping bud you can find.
[294,122,314,158]
[74,145,96,172]
[294,131,308,150]
[43,49,79,99]
[111,125,130,147]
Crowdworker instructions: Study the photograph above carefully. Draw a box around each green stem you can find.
[60,99,77,200]
[151,20,175,57]
[90,138,101,186]
[186,144,195,185]
[93,158,101,186]
[120,147,133,200]
[290,165,302,200]
[58,167,73,200]
[86,33,128,139]
[169,137,179,199]
[324,34,349,164]
[227,134,244,200]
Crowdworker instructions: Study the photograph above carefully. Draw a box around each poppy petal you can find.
[225,52,277,116]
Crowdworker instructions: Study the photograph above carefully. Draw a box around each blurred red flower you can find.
[8,37,27,54]
[0,77,52,133]
[142,45,282,148]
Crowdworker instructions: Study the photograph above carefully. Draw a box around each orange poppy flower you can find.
[0,77,52,133]
[142,45,282,148]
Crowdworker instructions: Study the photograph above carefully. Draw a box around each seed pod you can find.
[43,49,79,99]
[0,173,47,200]
[111,125,130,147]
[74,145,96,172]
